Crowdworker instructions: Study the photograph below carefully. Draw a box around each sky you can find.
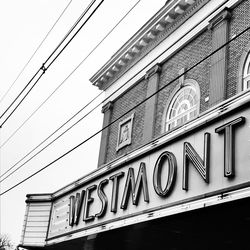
[0,0,166,246]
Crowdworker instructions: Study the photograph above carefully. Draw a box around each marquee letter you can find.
[69,190,85,226]
[121,162,149,210]
[215,116,245,177]
[95,179,109,218]
[182,133,210,190]
[83,185,97,222]
[153,151,177,197]
[109,172,124,213]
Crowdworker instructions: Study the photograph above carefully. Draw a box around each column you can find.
[208,8,231,106]
[143,63,162,144]
[97,101,113,167]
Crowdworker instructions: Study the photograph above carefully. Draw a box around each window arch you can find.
[163,80,200,132]
[242,52,250,90]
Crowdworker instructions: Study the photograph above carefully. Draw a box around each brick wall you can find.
[105,79,147,163]
[227,0,250,98]
[103,0,250,164]
[154,30,212,138]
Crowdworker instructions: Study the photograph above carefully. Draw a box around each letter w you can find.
[69,190,85,226]
[182,133,210,190]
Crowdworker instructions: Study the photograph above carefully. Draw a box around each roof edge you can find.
[90,0,197,90]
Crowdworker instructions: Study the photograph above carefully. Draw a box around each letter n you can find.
[182,133,210,190]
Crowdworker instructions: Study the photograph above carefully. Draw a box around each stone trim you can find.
[145,63,162,79]
[208,8,231,30]
[101,101,113,113]
[116,113,135,151]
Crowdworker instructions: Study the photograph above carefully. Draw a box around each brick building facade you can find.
[93,0,250,167]
[20,0,250,249]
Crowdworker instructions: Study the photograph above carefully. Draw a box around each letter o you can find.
[153,151,177,197]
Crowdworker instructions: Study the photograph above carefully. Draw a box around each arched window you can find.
[163,81,200,132]
[243,52,250,90]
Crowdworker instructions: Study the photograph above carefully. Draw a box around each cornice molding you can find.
[90,0,209,91]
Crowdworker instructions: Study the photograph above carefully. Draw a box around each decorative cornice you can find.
[90,0,204,90]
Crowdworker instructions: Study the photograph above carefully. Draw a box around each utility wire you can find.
[0,0,102,127]
[0,68,41,121]
[43,0,97,66]
[0,0,142,177]
[1,23,249,196]
[0,0,105,149]
[0,0,226,180]
[0,72,45,128]
[0,0,229,182]
[0,0,228,181]
[0,0,73,106]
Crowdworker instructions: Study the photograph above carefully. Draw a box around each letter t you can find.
[215,116,245,177]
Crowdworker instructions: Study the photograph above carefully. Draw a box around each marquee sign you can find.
[47,106,250,242]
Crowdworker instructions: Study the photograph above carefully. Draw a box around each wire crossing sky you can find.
[0,0,73,107]
[0,0,142,183]
[1,21,249,196]
[0,0,189,246]
[0,0,231,186]
[0,0,102,128]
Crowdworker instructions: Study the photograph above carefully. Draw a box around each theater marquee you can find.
[21,94,250,247]
[47,108,250,244]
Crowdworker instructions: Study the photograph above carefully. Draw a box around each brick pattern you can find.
[227,0,250,98]
[154,30,212,138]
[104,0,250,164]
[105,79,147,163]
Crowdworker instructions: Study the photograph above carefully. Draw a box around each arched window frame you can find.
[238,43,250,92]
[162,79,200,133]
[240,51,250,91]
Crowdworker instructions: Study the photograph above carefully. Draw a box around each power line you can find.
[0,0,227,182]
[0,0,102,127]
[0,72,46,128]
[1,22,249,196]
[0,101,100,183]
[0,0,75,120]
[0,68,41,121]
[43,0,98,67]
[0,0,73,106]
[0,0,142,169]
[0,0,99,126]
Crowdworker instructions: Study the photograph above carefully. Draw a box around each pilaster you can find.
[143,64,162,143]
[97,102,113,167]
[208,8,231,106]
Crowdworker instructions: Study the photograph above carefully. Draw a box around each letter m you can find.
[182,133,210,190]
[121,162,149,209]
[69,190,84,226]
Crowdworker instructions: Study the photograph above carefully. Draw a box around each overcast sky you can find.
[0,0,166,246]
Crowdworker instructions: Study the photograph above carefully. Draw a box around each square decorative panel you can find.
[116,113,134,151]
